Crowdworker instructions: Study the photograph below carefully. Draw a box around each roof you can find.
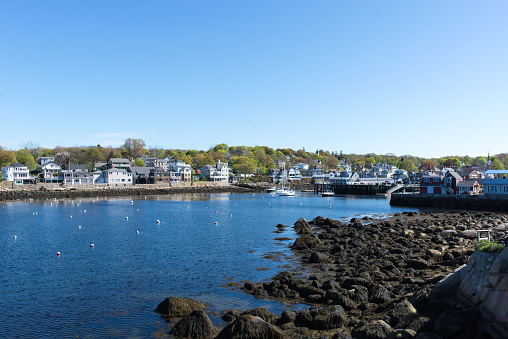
[485,170,508,175]
[6,162,27,168]
[129,166,155,176]
[69,164,88,171]
[457,180,479,187]
[483,178,508,185]
[445,171,463,181]
[109,158,130,163]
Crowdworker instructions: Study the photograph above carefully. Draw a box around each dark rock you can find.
[221,310,241,323]
[386,329,417,339]
[395,314,433,334]
[169,310,217,339]
[276,310,296,325]
[369,284,392,304]
[312,305,347,330]
[332,329,352,339]
[432,313,460,338]
[242,307,277,324]
[351,320,393,339]
[215,315,284,339]
[155,297,205,317]
[385,300,417,327]
[309,251,328,263]
[292,235,318,250]
[405,258,430,270]
[414,333,443,339]
[294,218,313,234]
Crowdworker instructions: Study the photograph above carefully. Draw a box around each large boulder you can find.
[169,310,217,338]
[215,315,284,339]
[292,235,318,250]
[242,307,277,324]
[294,218,313,234]
[351,320,393,339]
[155,297,205,317]
[294,305,347,330]
[385,299,417,326]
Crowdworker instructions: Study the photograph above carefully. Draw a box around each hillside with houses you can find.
[1,140,508,198]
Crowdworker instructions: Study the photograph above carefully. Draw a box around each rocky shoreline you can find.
[0,183,267,202]
[155,211,508,338]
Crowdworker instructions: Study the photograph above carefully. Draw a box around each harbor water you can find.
[0,192,418,337]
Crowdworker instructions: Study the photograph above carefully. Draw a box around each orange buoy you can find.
[57,252,61,256]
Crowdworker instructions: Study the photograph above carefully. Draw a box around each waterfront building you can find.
[419,171,462,194]
[129,166,155,184]
[457,179,482,195]
[38,162,62,183]
[37,157,55,166]
[108,158,131,170]
[101,168,133,185]
[201,160,229,182]
[1,162,35,185]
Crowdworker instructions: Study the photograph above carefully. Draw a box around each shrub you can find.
[475,240,505,253]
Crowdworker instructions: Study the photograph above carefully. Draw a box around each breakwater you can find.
[315,183,391,195]
[0,183,269,202]
[390,193,508,212]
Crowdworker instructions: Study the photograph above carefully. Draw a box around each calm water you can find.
[0,192,418,338]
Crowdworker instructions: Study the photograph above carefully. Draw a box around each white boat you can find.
[321,190,334,197]
[266,186,277,193]
[276,163,295,196]
[278,187,295,196]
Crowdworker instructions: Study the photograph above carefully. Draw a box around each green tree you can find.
[365,157,376,166]
[492,159,505,170]
[134,158,146,167]
[122,138,147,158]
[473,156,487,167]
[16,149,37,170]
[233,158,257,175]
[400,159,416,172]
[212,143,229,152]
[0,147,17,167]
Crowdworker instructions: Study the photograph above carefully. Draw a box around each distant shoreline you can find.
[0,183,270,202]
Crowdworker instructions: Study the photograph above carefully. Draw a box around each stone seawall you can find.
[0,183,265,202]
[390,193,508,212]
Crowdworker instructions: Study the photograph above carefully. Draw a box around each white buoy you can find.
[50,203,52,206]
[230,214,232,217]
[14,235,17,239]
[125,217,128,220]
[136,230,139,235]
[83,210,86,213]
[90,242,94,248]
[156,220,160,224]
[268,203,270,205]
[70,215,72,218]
[130,201,133,204]
[214,222,218,225]
[35,212,38,215]
[78,225,81,229]
[137,209,139,211]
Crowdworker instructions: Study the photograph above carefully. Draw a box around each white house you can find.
[108,158,131,170]
[483,178,508,196]
[293,162,309,171]
[101,168,133,185]
[38,162,62,183]
[202,160,229,182]
[1,162,34,185]
[168,159,192,182]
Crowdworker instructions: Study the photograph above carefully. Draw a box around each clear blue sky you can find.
[1,1,507,158]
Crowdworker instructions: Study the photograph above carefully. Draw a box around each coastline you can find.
[0,183,269,202]
[157,211,507,338]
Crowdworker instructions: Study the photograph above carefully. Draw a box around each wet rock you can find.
[155,297,205,317]
[395,314,433,333]
[312,305,348,330]
[351,320,393,339]
[276,310,296,325]
[242,307,277,324]
[385,300,417,327]
[221,309,241,323]
[432,313,460,338]
[405,258,429,270]
[369,284,392,304]
[292,235,318,250]
[309,251,328,263]
[294,218,313,235]
[169,310,217,339]
[215,315,284,339]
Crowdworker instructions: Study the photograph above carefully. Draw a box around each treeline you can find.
[1,139,507,174]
